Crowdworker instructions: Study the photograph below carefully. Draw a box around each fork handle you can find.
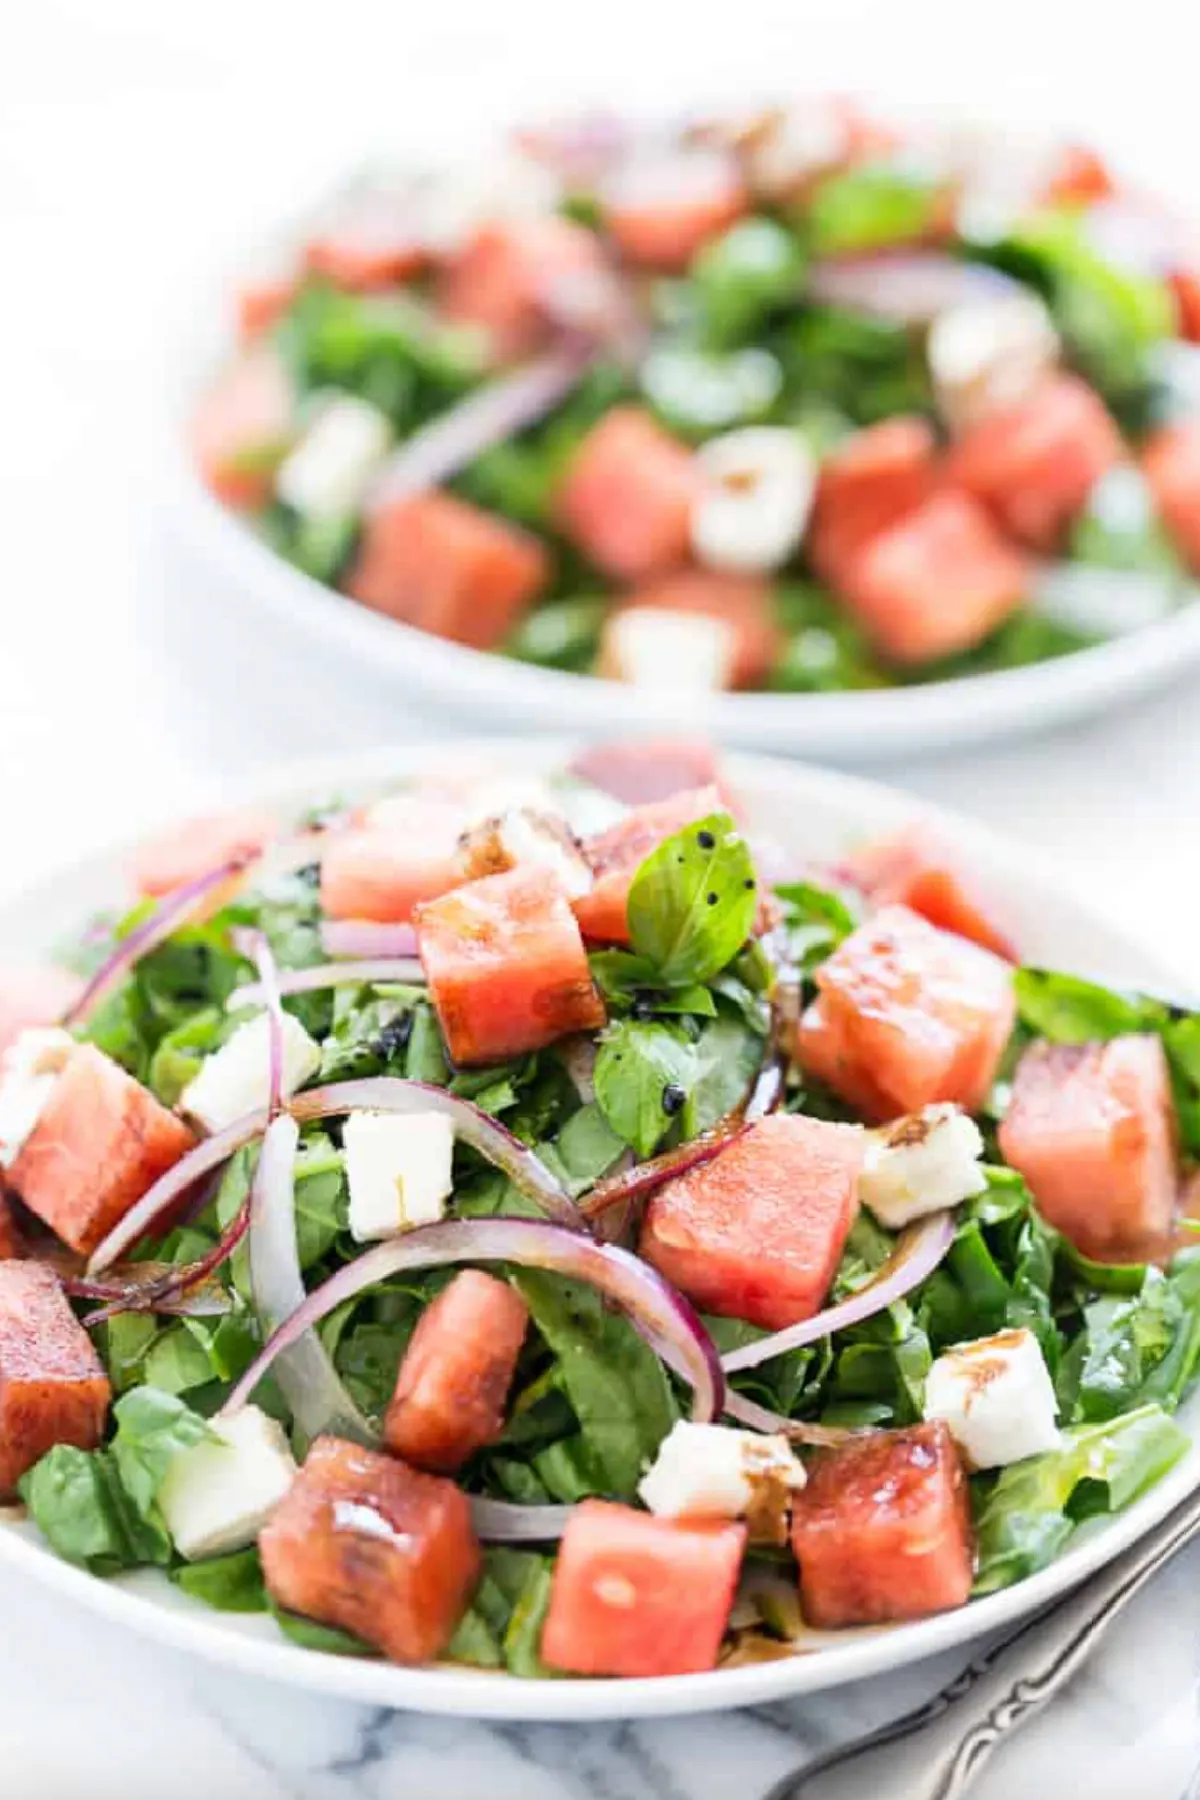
[765,1485,1200,1800]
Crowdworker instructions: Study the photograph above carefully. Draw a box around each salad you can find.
[1,736,1199,1681]
[191,99,1200,697]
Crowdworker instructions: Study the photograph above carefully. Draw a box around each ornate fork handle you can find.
[765,1481,1200,1800]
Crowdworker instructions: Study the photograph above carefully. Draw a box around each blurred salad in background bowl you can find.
[177,96,1200,754]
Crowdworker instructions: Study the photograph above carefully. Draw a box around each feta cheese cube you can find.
[691,428,816,573]
[158,1404,297,1561]
[344,1109,455,1242]
[0,1028,74,1166]
[928,291,1060,434]
[603,607,738,692]
[459,809,592,899]
[638,1421,805,1520]
[859,1104,988,1228]
[181,1012,321,1133]
[925,1327,1060,1470]
[275,394,393,519]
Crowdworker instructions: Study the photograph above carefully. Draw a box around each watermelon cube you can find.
[602,148,748,272]
[415,865,605,1065]
[439,216,608,362]
[556,406,699,581]
[847,825,1016,960]
[810,416,939,589]
[572,784,725,945]
[947,374,1123,551]
[130,806,278,898]
[837,491,1028,665]
[1144,420,1200,573]
[797,904,1016,1120]
[304,190,428,292]
[384,1270,529,1473]
[540,1499,746,1676]
[0,1262,110,1496]
[320,795,467,924]
[790,1421,974,1627]
[259,1436,480,1664]
[345,490,548,649]
[190,349,294,510]
[9,1047,196,1257]
[0,965,79,1056]
[638,1113,864,1330]
[998,1034,1178,1261]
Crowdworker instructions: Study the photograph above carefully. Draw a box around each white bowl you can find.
[166,290,1200,762]
[0,737,1194,1719]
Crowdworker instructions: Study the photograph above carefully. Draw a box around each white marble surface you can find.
[5,2,1200,1793]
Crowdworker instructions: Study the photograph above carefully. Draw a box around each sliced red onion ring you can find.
[558,1035,597,1105]
[809,253,1023,325]
[65,1261,234,1320]
[245,932,285,1115]
[720,1212,956,1374]
[470,1497,573,1543]
[247,1112,372,1444]
[221,1217,724,1426]
[228,958,426,1012]
[320,920,419,960]
[87,1109,270,1274]
[580,1119,751,1222]
[291,1078,585,1231]
[63,854,255,1031]
[367,341,596,515]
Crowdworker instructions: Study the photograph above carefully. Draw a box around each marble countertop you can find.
[7,2,1200,1792]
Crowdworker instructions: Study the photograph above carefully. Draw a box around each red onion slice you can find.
[367,341,596,515]
[720,1211,956,1374]
[63,854,255,1031]
[809,253,1023,325]
[320,920,419,960]
[291,1078,585,1231]
[228,958,426,1012]
[65,1261,235,1321]
[247,1111,372,1444]
[245,932,285,1115]
[470,1497,573,1543]
[221,1216,724,1426]
[87,1110,271,1274]
[721,1388,863,1448]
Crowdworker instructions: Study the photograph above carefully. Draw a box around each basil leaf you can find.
[171,1547,269,1612]
[626,812,758,986]
[593,1017,697,1158]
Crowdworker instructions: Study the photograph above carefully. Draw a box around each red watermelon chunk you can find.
[1037,143,1116,208]
[638,1113,864,1330]
[9,1047,196,1257]
[0,1262,111,1497]
[998,1034,1178,1261]
[572,784,725,945]
[797,904,1016,1120]
[848,824,1016,960]
[415,865,605,1065]
[837,490,1028,665]
[540,1499,746,1676]
[1144,420,1200,573]
[791,1421,974,1627]
[0,966,80,1056]
[947,374,1123,552]
[568,736,728,806]
[190,349,293,510]
[259,1436,480,1664]
[384,1270,529,1473]
[304,191,428,292]
[439,216,608,362]
[1169,269,1200,344]
[602,148,748,272]
[345,490,548,649]
[130,806,278,898]
[557,406,699,581]
[320,796,467,924]
[810,416,939,589]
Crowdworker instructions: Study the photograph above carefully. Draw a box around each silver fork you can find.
[764,1477,1200,1799]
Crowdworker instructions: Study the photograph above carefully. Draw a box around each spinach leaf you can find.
[691,216,808,347]
[1073,1253,1200,1421]
[1070,466,1184,581]
[171,1547,269,1612]
[538,1102,629,1198]
[774,879,860,977]
[271,1605,377,1657]
[506,597,608,673]
[681,1000,767,1140]
[806,164,943,256]
[640,344,783,439]
[594,1018,697,1158]
[973,1405,1188,1594]
[513,1269,677,1498]
[626,813,758,986]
